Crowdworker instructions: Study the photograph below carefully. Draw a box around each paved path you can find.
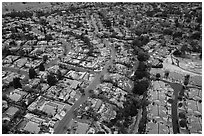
[162,49,201,76]
[54,39,115,134]
[163,55,200,77]
[168,82,182,134]
[163,54,202,88]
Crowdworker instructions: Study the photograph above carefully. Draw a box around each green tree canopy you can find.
[132,79,150,95]
[47,73,57,86]
[137,51,150,62]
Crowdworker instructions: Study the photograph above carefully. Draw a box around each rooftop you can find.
[75,122,89,134]
[23,121,40,134]
[4,106,19,117]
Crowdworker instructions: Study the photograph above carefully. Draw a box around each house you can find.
[3,106,20,121]
[8,91,22,102]
[75,122,90,134]
[70,80,81,90]
[13,57,27,68]
[8,89,28,102]
[42,102,57,116]
[87,127,95,134]
[4,55,20,64]
[94,99,103,111]
[83,73,95,81]
[2,100,8,109]
[23,121,41,134]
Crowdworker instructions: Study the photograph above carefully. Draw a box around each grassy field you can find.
[2,2,52,14]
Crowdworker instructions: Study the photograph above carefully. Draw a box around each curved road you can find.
[3,37,116,134]
[2,15,117,134]
[164,51,201,77]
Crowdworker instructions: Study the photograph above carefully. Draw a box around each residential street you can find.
[54,39,116,134]
[2,2,202,134]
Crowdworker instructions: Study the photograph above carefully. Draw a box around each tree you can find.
[105,19,112,28]
[178,112,186,119]
[2,46,11,56]
[39,63,45,71]
[179,119,187,128]
[134,70,149,80]
[190,31,201,40]
[88,89,95,97]
[13,77,22,89]
[190,40,202,53]
[163,28,173,35]
[175,18,179,27]
[164,70,170,78]
[47,73,57,86]
[45,34,52,42]
[85,29,88,35]
[39,18,47,26]
[56,69,62,80]
[29,67,37,79]
[173,31,183,39]
[137,51,150,62]
[9,40,16,46]
[110,118,117,126]
[173,50,182,56]
[156,73,161,80]
[2,124,10,134]
[146,10,154,17]
[132,38,142,48]
[132,79,150,95]
[11,26,18,33]
[83,36,91,47]
[180,44,189,55]
[2,94,8,101]
[42,55,48,63]
[184,74,190,86]
[129,104,139,117]
[137,61,148,71]
[139,35,149,46]
[96,131,105,134]
[79,87,85,96]
[132,46,142,55]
